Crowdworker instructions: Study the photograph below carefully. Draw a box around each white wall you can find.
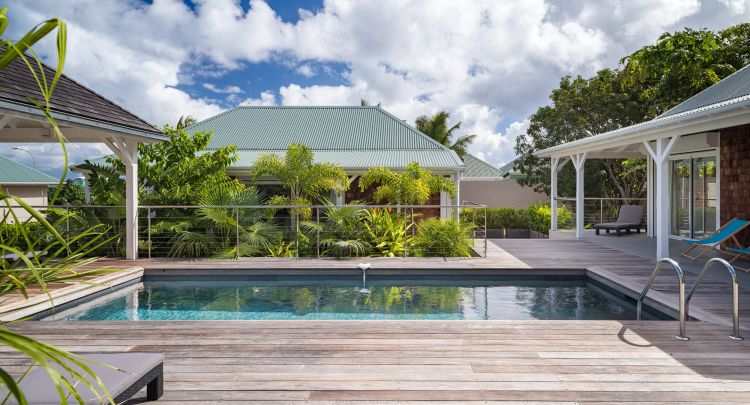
[460,179,546,209]
[1,185,49,222]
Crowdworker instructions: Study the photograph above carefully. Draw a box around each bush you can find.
[413,218,474,257]
[462,204,572,234]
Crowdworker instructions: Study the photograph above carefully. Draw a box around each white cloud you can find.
[296,64,315,77]
[202,83,243,94]
[7,0,750,170]
[239,91,278,106]
[718,0,750,13]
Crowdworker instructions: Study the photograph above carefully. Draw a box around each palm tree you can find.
[415,111,477,158]
[358,162,456,206]
[250,144,349,230]
[168,182,279,258]
[176,115,197,129]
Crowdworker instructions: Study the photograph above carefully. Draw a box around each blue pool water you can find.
[41,276,667,321]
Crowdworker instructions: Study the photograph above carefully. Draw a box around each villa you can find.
[186,106,464,216]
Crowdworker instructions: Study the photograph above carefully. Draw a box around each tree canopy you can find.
[514,23,750,199]
[83,119,241,205]
[415,111,476,159]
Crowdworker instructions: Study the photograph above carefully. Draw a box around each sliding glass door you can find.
[669,154,718,239]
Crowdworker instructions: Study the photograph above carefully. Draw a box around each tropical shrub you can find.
[319,201,368,258]
[363,208,412,257]
[412,218,474,257]
[166,182,279,258]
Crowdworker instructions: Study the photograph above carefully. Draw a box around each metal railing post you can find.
[147,207,152,259]
[484,206,488,258]
[600,198,603,224]
[685,258,743,341]
[235,207,240,259]
[403,207,408,258]
[65,206,70,238]
[636,258,688,340]
[316,207,320,259]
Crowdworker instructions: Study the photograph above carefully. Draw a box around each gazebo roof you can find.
[0,53,165,143]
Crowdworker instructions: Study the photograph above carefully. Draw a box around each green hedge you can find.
[462,203,572,234]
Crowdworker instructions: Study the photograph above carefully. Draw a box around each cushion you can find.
[1,352,163,405]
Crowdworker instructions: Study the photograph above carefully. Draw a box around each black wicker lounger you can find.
[594,205,644,236]
[4,352,163,404]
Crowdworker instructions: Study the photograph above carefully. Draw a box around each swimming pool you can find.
[41,275,669,321]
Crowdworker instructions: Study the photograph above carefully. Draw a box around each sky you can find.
[3,0,750,177]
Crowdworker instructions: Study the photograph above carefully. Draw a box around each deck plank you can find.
[5,320,750,403]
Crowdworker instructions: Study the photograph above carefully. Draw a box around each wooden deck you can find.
[3,239,750,403]
[6,320,750,404]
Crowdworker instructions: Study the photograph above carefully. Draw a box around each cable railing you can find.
[555,197,647,228]
[13,204,488,260]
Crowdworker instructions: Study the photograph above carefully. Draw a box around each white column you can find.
[106,137,139,260]
[551,157,559,231]
[646,156,654,237]
[570,153,587,239]
[440,191,450,219]
[550,157,569,231]
[643,136,680,259]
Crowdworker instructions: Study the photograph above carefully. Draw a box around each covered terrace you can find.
[537,64,750,260]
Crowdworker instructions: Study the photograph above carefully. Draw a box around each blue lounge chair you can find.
[725,247,750,273]
[679,218,750,260]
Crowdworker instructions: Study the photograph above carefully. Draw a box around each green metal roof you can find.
[661,63,750,117]
[0,156,58,185]
[188,106,463,171]
[462,154,503,178]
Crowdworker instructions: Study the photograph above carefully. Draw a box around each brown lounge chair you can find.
[4,352,163,404]
[594,205,644,236]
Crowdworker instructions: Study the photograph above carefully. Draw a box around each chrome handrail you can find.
[636,258,689,341]
[686,258,744,341]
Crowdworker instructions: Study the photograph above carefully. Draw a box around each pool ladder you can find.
[636,257,744,341]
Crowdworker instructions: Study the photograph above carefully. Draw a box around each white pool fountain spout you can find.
[358,263,371,293]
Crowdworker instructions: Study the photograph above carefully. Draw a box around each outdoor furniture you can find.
[594,205,644,236]
[4,352,163,404]
[679,218,750,260]
[725,246,750,272]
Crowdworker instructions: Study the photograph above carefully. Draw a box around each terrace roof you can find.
[536,63,750,158]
